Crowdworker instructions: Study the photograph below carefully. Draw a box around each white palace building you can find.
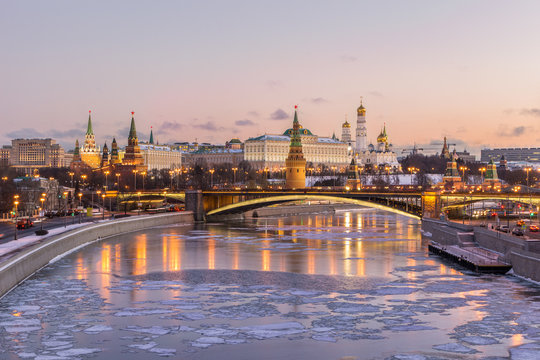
[244,111,349,171]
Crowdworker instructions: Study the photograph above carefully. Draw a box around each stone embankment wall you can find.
[422,218,540,282]
[0,212,193,298]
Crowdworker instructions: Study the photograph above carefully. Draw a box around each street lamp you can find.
[133,169,138,191]
[78,192,83,208]
[115,173,121,191]
[14,195,19,240]
[331,166,337,188]
[103,170,110,191]
[137,191,141,215]
[479,167,486,184]
[81,174,87,187]
[96,190,101,217]
[63,191,68,227]
[68,172,74,187]
[209,169,215,188]
[169,170,174,190]
[459,166,468,184]
[39,197,45,230]
[102,194,106,220]
[141,171,146,191]
[232,167,238,185]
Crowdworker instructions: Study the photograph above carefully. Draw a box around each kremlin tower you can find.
[122,112,145,167]
[285,106,307,189]
[80,110,101,168]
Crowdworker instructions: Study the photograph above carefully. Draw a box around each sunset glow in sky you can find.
[1,1,540,155]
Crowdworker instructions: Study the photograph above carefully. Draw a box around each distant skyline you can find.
[2,1,540,155]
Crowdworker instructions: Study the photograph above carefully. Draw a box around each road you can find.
[0,214,105,244]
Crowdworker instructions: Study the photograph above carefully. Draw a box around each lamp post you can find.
[137,191,141,216]
[96,190,101,218]
[169,170,173,190]
[39,196,45,230]
[232,167,238,185]
[68,172,74,188]
[63,191,68,227]
[459,166,468,185]
[479,167,486,185]
[209,169,215,188]
[141,171,147,191]
[104,170,110,191]
[81,174,87,187]
[14,195,19,240]
[331,166,337,188]
[133,169,138,191]
[163,191,167,206]
[78,192,82,208]
[115,173,121,191]
[102,194,106,220]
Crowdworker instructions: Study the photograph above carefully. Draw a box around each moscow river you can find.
[1,209,539,359]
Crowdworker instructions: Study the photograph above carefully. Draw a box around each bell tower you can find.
[355,98,367,153]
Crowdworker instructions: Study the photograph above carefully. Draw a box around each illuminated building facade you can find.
[9,138,66,173]
[352,101,401,172]
[244,121,348,171]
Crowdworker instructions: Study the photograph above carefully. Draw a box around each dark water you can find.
[0,209,539,359]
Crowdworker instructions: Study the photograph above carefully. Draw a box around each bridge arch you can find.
[206,194,421,219]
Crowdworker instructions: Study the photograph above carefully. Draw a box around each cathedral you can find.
[341,100,401,173]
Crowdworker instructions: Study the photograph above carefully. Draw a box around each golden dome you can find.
[342,120,351,128]
[357,100,366,116]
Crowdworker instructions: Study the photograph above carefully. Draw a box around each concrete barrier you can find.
[509,249,540,282]
[0,212,193,298]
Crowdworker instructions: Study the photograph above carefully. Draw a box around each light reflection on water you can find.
[75,210,423,285]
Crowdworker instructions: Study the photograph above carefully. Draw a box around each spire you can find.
[382,122,387,136]
[74,139,80,156]
[149,126,154,144]
[129,112,137,139]
[86,110,93,135]
[293,105,299,124]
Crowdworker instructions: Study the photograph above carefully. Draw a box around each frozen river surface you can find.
[1,209,539,359]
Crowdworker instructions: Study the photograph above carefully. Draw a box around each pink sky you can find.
[1,1,539,156]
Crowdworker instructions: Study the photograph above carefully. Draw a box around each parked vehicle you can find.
[529,225,539,232]
[496,225,510,233]
[16,218,34,229]
[512,228,524,236]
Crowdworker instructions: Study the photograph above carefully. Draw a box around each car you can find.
[529,225,539,232]
[497,225,510,233]
[517,220,526,226]
[16,218,34,229]
[512,228,524,236]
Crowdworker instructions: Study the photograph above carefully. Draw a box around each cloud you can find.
[235,119,255,126]
[7,128,46,138]
[497,125,530,137]
[270,108,289,120]
[341,55,357,62]
[192,121,224,132]
[158,120,184,133]
[7,126,85,141]
[310,97,328,104]
[519,108,540,117]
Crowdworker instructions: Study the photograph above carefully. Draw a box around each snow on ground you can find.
[0,223,89,257]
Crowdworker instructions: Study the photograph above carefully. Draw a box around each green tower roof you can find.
[86,111,93,135]
[128,112,137,140]
[149,127,154,144]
